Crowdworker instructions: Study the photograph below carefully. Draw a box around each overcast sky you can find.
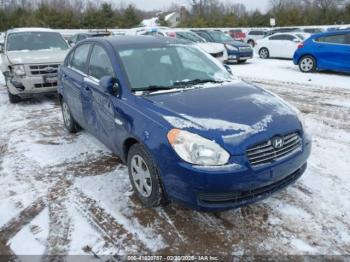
[116,0,270,12]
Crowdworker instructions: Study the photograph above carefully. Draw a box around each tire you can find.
[299,55,316,73]
[127,143,165,207]
[238,60,247,64]
[248,40,255,47]
[8,90,21,104]
[61,99,79,133]
[259,48,269,59]
[6,79,22,104]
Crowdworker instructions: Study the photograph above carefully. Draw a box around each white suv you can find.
[0,28,69,103]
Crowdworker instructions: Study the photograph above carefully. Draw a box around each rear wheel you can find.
[299,56,316,73]
[259,48,269,59]
[127,143,165,207]
[61,99,79,133]
[247,40,255,47]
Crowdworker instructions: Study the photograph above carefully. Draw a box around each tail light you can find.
[166,32,176,38]
[297,43,304,49]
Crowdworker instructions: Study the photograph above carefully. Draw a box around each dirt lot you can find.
[0,71,350,258]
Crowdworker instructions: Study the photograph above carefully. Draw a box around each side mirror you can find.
[224,64,233,75]
[99,75,119,96]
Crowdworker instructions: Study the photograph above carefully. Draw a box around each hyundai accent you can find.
[58,36,311,211]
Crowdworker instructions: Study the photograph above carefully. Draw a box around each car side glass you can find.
[70,44,90,73]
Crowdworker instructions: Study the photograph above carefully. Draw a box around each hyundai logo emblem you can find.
[272,136,284,149]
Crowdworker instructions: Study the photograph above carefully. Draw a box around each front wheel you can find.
[259,48,269,59]
[127,143,165,207]
[8,90,22,104]
[299,56,316,73]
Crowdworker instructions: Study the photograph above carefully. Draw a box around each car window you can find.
[70,44,91,73]
[269,34,285,40]
[88,45,115,80]
[249,31,265,36]
[284,34,296,41]
[345,34,350,44]
[195,32,211,41]
[316,34,347,44]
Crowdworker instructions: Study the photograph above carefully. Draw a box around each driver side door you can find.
[84,44,124,154]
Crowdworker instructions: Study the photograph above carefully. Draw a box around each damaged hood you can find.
[142,81,302,154]
[6,49,68,65]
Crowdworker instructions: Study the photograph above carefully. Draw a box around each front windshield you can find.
[6,32,69,52]
[176,32,206,43]
[209,31,233,42]
[117,45,232,92]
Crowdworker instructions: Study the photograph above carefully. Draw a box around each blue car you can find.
[293,30,350,73]
[58,36,311,211]
[192,30,253,64]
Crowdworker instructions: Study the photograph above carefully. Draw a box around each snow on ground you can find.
[232,57,350,90]
[0,59,350,257]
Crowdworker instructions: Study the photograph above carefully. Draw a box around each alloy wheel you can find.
[62,102,71,127]
[259,48,268,59]
[300,57,314,72]
[130,154,152,197]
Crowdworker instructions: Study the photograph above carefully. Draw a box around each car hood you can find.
[142,82,302,155]
[196,42,224,54]
[6,49,68,64]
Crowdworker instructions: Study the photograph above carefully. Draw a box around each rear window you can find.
[249,31,265,36]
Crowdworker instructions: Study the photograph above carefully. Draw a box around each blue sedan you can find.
[293,30,350,73]
[58,36,311,211]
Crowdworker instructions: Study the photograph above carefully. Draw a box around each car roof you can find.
[6,27,55,34]
[311,29,350,38]
[84,35,189,49]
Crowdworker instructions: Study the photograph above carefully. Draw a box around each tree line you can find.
[0,0,350,31]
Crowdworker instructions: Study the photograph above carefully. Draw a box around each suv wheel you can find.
[259,48,269,59]
[61,99,79,133]
[299,56,316,73]
[8,90,22,104]
[127,143,165,207]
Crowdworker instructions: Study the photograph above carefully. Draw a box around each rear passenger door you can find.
[61,43,91,127]
[84,44,122,152]
[315,33,350,72]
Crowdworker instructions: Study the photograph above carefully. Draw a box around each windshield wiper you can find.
[133,85,179,94]
[174,79,223,87]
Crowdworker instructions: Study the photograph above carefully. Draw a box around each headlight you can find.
[225,44,238,51]
[167,129,230,166]
[12,65,26,76]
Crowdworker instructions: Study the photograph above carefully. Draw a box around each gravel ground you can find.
[0,62,349,258]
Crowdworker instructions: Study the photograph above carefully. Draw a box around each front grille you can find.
[239,47,252,52]
[246,132,302,166]
[198,163,306,205]
[211,51,224,58]
[34,82,57,88]
[29,64,59,76]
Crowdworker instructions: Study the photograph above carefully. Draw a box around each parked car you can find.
[265,27,300,37]
[58,36,311,211]
[147,29,228,64]
[68,31,111,46]
[0,28,69,103]
[228,29,246,42]
[245,29,267,46]
[192,30,253,63]
[255,33,309,59]
[293,30,350,73]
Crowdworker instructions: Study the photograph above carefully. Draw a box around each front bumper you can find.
[159,138,311,212]
[226,50,253,63]
[7,75,57,96]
